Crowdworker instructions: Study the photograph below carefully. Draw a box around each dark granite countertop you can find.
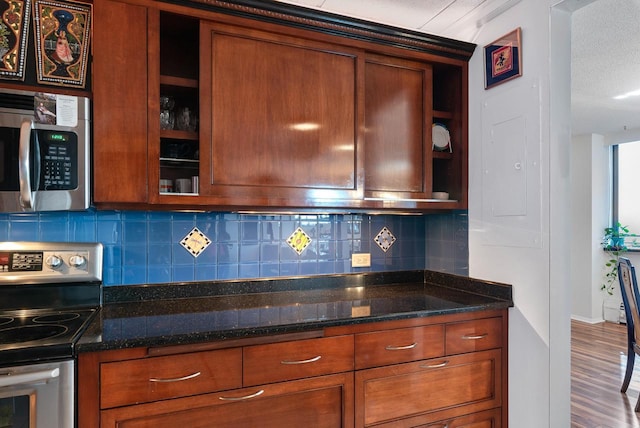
[76,270,513,353]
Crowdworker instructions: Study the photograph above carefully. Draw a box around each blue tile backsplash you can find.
[0,210,468,286]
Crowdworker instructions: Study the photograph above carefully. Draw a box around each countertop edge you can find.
[77,270,513,354]
[77,300,511,353]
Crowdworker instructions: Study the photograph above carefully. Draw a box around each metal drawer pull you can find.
[149,371,201,383]
[280,355,322,365]
[385,342,417,351]
[219,389,265,401]
[461,333,489,340]
[420,360,449,369]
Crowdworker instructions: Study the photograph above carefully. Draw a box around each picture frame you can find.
[33,0,91,88]
[0,0,32,81]
[484,27,522,89]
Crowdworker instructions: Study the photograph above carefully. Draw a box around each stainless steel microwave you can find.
[0,88,90,212]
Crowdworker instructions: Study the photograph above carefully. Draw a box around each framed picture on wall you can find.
[0,0,31,81]
[33,0,91,88]
[484,27,522,89]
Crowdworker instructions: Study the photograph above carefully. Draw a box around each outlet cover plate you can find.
[352,253,371,267]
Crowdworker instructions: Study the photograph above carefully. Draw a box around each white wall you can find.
[469,1,572,426]
[569,136,640,325]
[570,134,613,323]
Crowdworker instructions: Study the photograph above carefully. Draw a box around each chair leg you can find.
[635,392,640,412]
[622,348,636,393]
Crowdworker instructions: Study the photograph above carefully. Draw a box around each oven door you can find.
[0,360,74,428]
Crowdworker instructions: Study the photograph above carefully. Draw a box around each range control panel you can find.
[0,242,102,284]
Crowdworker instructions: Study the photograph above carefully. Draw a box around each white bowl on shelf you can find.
[432,191,449,200]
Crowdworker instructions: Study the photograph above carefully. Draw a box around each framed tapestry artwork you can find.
[0,0,31,80]
[33,0,91,88]
[484,27,522,89]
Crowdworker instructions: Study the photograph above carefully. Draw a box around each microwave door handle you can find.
[18,119,34,210]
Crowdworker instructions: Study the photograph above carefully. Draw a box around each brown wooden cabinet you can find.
[92,0,149,205]
[80,335,355,428]
[198,22,362,206]
[355,350,501,427]
[155,12,201,199]
[91,0,473,211]
[78,310,506,428]
[349,316,503,427]
[364,54,433,201]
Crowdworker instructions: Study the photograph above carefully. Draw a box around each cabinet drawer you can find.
[100,348,242,409]
[445,317,502,355]
[243,335,354,386]
[355,325,444,369]
[101,372,354,428]
[355,349,502,427]
[413,408,501,428]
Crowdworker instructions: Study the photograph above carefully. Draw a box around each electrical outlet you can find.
[352,253,371,267]
[351,306,371,317]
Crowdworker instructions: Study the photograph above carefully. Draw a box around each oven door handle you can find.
[0,367,59,388]
[18,119,36,211]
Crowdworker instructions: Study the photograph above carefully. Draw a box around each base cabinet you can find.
[78,310,507,428]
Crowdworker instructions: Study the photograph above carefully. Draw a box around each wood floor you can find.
[572,319,640,427]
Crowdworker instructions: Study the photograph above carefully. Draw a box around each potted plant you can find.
[601,222,630,295]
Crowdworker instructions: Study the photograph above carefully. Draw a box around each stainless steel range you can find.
[0,242,102,428]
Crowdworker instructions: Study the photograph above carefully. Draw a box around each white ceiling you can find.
[274,0,516,41]
[274,0,640,138]
[571,0,640,137]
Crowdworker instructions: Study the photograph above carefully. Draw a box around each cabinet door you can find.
[199,22,363,206]
[101,372,354,428]
[355,349,501,428]
[364,54,433,200]
[93,0,149,204]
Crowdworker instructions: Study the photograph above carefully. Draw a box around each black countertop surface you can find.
[76,270,513,352]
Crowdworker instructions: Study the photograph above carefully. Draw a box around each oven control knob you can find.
[69,255,86,268]
[45,255,63,269]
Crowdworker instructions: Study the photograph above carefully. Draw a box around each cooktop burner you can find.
[0,325,68,344]
[0,308,97,365]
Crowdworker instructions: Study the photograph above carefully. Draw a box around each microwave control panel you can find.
[38,130,78,190]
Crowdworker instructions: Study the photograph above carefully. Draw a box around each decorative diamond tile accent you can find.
[374,227,396,252]
[180,227,211,257]
[286,227,312,255]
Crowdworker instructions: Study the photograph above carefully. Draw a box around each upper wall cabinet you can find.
[92,0,474,212]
